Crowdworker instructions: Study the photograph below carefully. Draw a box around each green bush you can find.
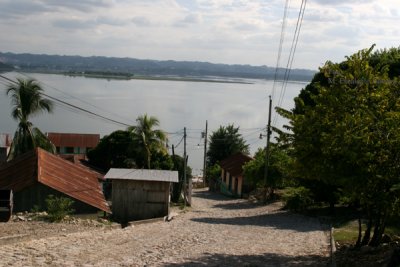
[45,195,75,222]
[282,187,314,212]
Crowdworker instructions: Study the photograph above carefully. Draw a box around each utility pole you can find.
[183,127,187,208]
[264,95,272,201]
[202,120,208,188]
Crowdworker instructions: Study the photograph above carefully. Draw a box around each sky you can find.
[0,0,399,70]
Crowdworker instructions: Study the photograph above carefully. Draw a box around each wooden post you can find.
[264,95,272,201]
[183,127,187,207]
[203,120,208,187]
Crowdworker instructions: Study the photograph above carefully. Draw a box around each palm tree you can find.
[128,114,167,169]
[6,78,55,160]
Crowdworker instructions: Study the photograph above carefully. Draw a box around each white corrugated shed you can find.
[105,168,179,183]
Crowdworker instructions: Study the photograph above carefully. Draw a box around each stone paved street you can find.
[0,189,330,266]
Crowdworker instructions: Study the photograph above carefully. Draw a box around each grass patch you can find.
[333,220,360,242]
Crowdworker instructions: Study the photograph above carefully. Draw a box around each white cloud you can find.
[0,0,399,69]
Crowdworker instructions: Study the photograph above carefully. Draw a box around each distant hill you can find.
[0,61,14,72]
[0,52,315,82]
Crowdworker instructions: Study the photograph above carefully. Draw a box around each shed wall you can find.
[13,183,98,213]
[111,180,169,222]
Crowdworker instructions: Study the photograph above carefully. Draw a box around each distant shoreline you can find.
[9,70,310,85]
[63,72,255,84]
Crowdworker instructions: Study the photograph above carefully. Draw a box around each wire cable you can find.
[273,0,307,127]
[0,74,133,128]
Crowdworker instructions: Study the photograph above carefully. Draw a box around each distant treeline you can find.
[0,52,316,82]
[66,71,134,79]
[0,61,14,72]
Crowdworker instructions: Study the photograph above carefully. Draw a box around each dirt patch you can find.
[0,215,116,246]
[335,241,400,267]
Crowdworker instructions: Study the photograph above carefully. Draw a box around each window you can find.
[65,147,74,154]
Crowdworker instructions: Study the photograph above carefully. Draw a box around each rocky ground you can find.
[0,189,330,266]
[335,240,400,267]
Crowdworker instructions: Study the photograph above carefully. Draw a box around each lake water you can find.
[0,72,307,174]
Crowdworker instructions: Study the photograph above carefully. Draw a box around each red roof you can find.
[47,132,100,148]
[219,152,253,177]
[0,148,110,213]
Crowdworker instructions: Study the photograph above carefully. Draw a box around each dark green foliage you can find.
[45,195,75,222]
[277,45,400,246]
[87,130,133,170]
[243,144,290,192]
[282,187,314,212]
[88,115,173,171]
[170,155,192,203]
[207,124,249,167]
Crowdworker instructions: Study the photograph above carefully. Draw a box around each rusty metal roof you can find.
[0,148,110,213]
[219,152,253,177]
[47,132,100,148]
[105,168,179,183]
[0,150,37,192]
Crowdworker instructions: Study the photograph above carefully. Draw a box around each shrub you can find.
[282,186,314,212]
[45,195,75,222]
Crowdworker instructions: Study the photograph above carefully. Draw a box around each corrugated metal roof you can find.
[220,152,253,177]
[0,150,37,192]
[0,148,110,213]
[47,132,100,148]
[105,168,179,183]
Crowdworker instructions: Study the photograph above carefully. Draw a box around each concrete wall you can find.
[220,168,244,197]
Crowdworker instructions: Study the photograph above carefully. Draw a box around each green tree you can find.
[243,144,290,193]
[128,114,167,169]
[6,78,55,160]
[87,130,133,170]
[280,46,400,247]
[207,124,249,167]
[170,154,192,203]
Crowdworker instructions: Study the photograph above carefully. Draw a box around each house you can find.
[105,168,178,222]
[47,132,100,161]
[0,134,11,163]
[0,148,110,213]
[219,152,254,197]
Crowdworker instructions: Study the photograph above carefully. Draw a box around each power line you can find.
[15,71,137,126]
[271,0,291,102]
[0,74,133,128]
[273,0,307,127]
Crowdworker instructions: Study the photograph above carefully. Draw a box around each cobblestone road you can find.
[0,189,330,266]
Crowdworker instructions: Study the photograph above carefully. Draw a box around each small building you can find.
[47,132,100,161]
[105,168,178,222]
[0,148,110,213]
[220,152,253,197]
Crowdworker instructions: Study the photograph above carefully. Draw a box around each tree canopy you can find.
[87,130,133,170]
[207,124,249,167]
[278,45,400,246]
[6,78,55,160]
[127,114,168,169]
